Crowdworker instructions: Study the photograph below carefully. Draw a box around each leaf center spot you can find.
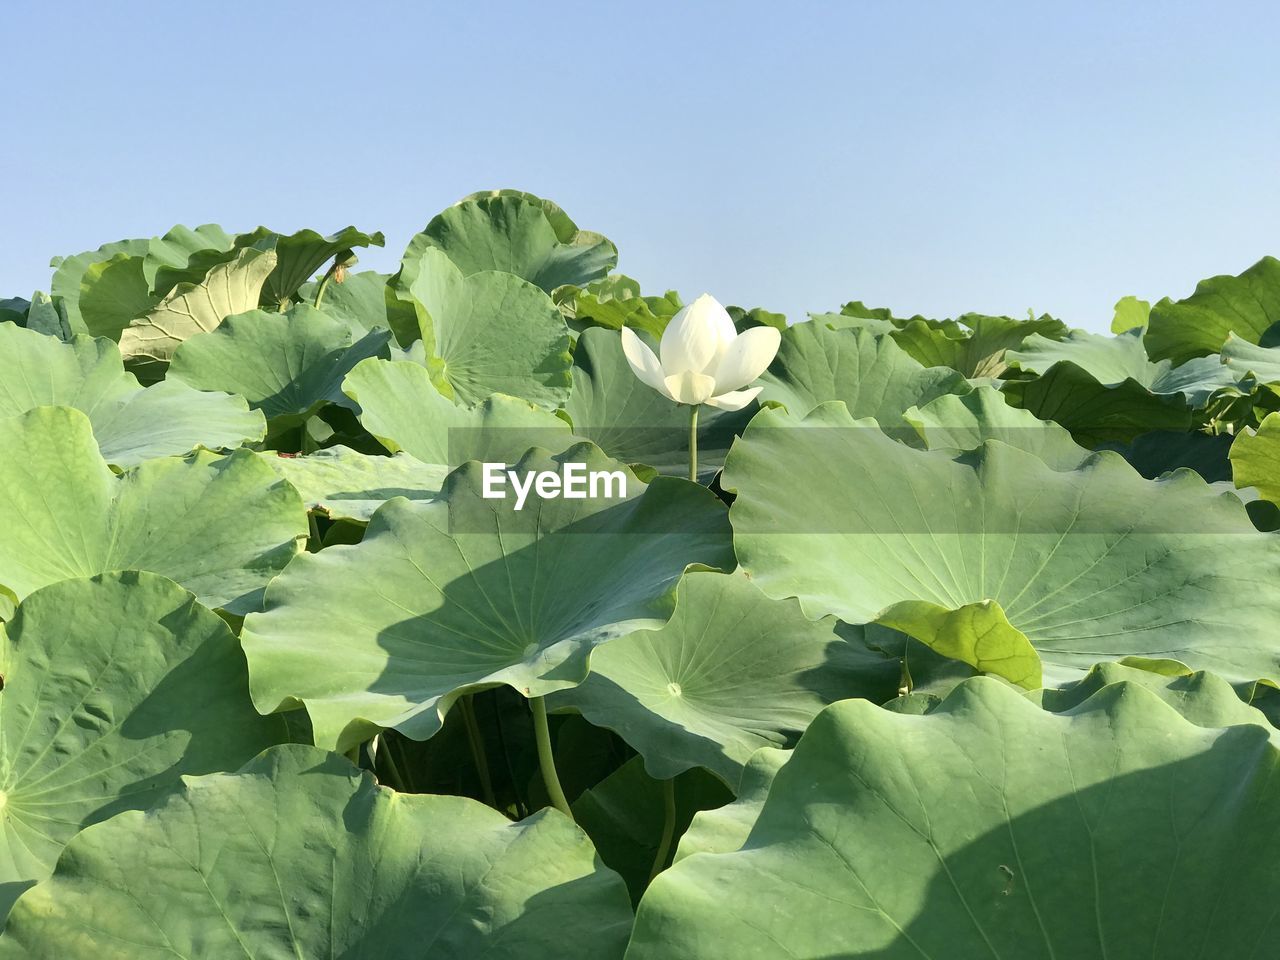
[522,642,539,658]
[666,681,683,697]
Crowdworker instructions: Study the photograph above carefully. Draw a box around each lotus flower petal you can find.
[704,386,763,411]
[711,326,782,394]
[620,326,673,399]
[660,295,733,375]
[664,370,717,405]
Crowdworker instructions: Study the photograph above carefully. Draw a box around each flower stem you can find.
[530,697,573,820]
[649,777,677,882]
[313,262,337,308]
[688,404,700,482]
[459,695,497,808]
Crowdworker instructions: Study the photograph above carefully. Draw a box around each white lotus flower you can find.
[620,294,781,411]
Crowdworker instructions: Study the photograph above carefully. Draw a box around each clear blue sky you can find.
[5,0,1278,331]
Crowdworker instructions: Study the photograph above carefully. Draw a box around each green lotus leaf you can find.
[628,677,1280,959]
[0,573,299,917]
[232,224,385,308]
[460,189,583,241]
[119,246,278,381]
[18,292,67,339]
[75,254,159,340]
[904,385,1090,469]
[1231,411,1280,505]
[1147,255,1280,363]
[877,598,1042,688]
[241,443,735,750]
[299,269,420,345]
[0,407,306,613]
[671,746,789,863]
[757,321,969,429]
[50,226,244,340]
[1221,332,1280,396]
[1002,365,1194,443]
[264,447,446,521]
[998,329,1238,444]
[891,312,1069,378]
[140,223,234,294]
[1111,294,1150,334]
[1008,329,1239,407]
[571,756,732,903]
[50,235,152,336]
[409,194,616,292]
[342,356,577,469]
[0,323,265,469]
[555,276,683,338]
[727,304,787,332]
[724,402,1280,685]
[678,660,1273,870]
[87,380,268,469]
[1037,660,1277,732]
[396,247,573,407]
[0,744,633,960]
[0,298,30,324]
[812,311,897,334]
[554,570,899,783]
[563,328,753,481]
[169,304,391,428]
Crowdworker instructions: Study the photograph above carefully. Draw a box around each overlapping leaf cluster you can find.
[1,194,1279,958]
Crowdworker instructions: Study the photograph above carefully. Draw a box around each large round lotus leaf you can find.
[0,573,299,918]
[0,745,633,960]
[231,225,384,307]
[891,312,1068,378]
[50,235,152,336]
[242,444,735,750]
[299,269,420,346]
[410,194,616,292]
[676,661,1272,869]
[141,223,234,294]
[563,328,754,481]
[1003,362,1196,444]
[0,407,306,614]
[263,447,446,521]
[757,321,969,429]
[724,402,1280,686]
[558,276,684,338]
[342,356,578,468]
[553,571,898,784]
[169,304,391,427]
[1222,333,1280,397]
[904,385,1090,470]
[1002,330,1239,444]
[628,677,1280,959]
[119,246,278,381]
[1232,411,1280,505]
[1006,328,1235,401]
[1147,255,1280,364]
[74,254,159,340]
[461,189,586,242]
[0,323,265,468]
[397,247,572,408]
